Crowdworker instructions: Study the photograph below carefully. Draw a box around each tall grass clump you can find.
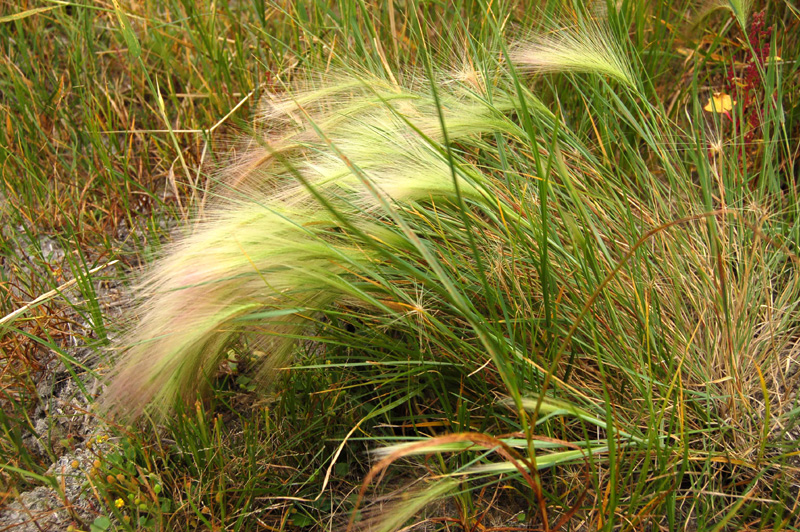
[105,4,800,525]
[3,0,799,530]
[100,71,531,418]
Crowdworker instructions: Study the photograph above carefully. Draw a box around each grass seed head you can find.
[511,21,636,88]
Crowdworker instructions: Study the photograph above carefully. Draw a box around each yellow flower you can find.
[703,93,735,113]
[115,498,125,509]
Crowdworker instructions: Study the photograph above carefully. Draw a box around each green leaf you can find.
[0,6,60,23]
[90,516,111,532]
[290,513,316,527]
[109,0,141,59]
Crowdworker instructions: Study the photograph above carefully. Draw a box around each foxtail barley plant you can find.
[102,17,638,420]
[97,6,799,529]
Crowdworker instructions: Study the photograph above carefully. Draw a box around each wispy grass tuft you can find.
[690,0,754,32]
[511,19,637,88]
[101,69,534,420]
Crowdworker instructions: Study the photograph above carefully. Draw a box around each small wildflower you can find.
[70,460,79,469]
[704,93,735,113]
[115,498,125,509]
